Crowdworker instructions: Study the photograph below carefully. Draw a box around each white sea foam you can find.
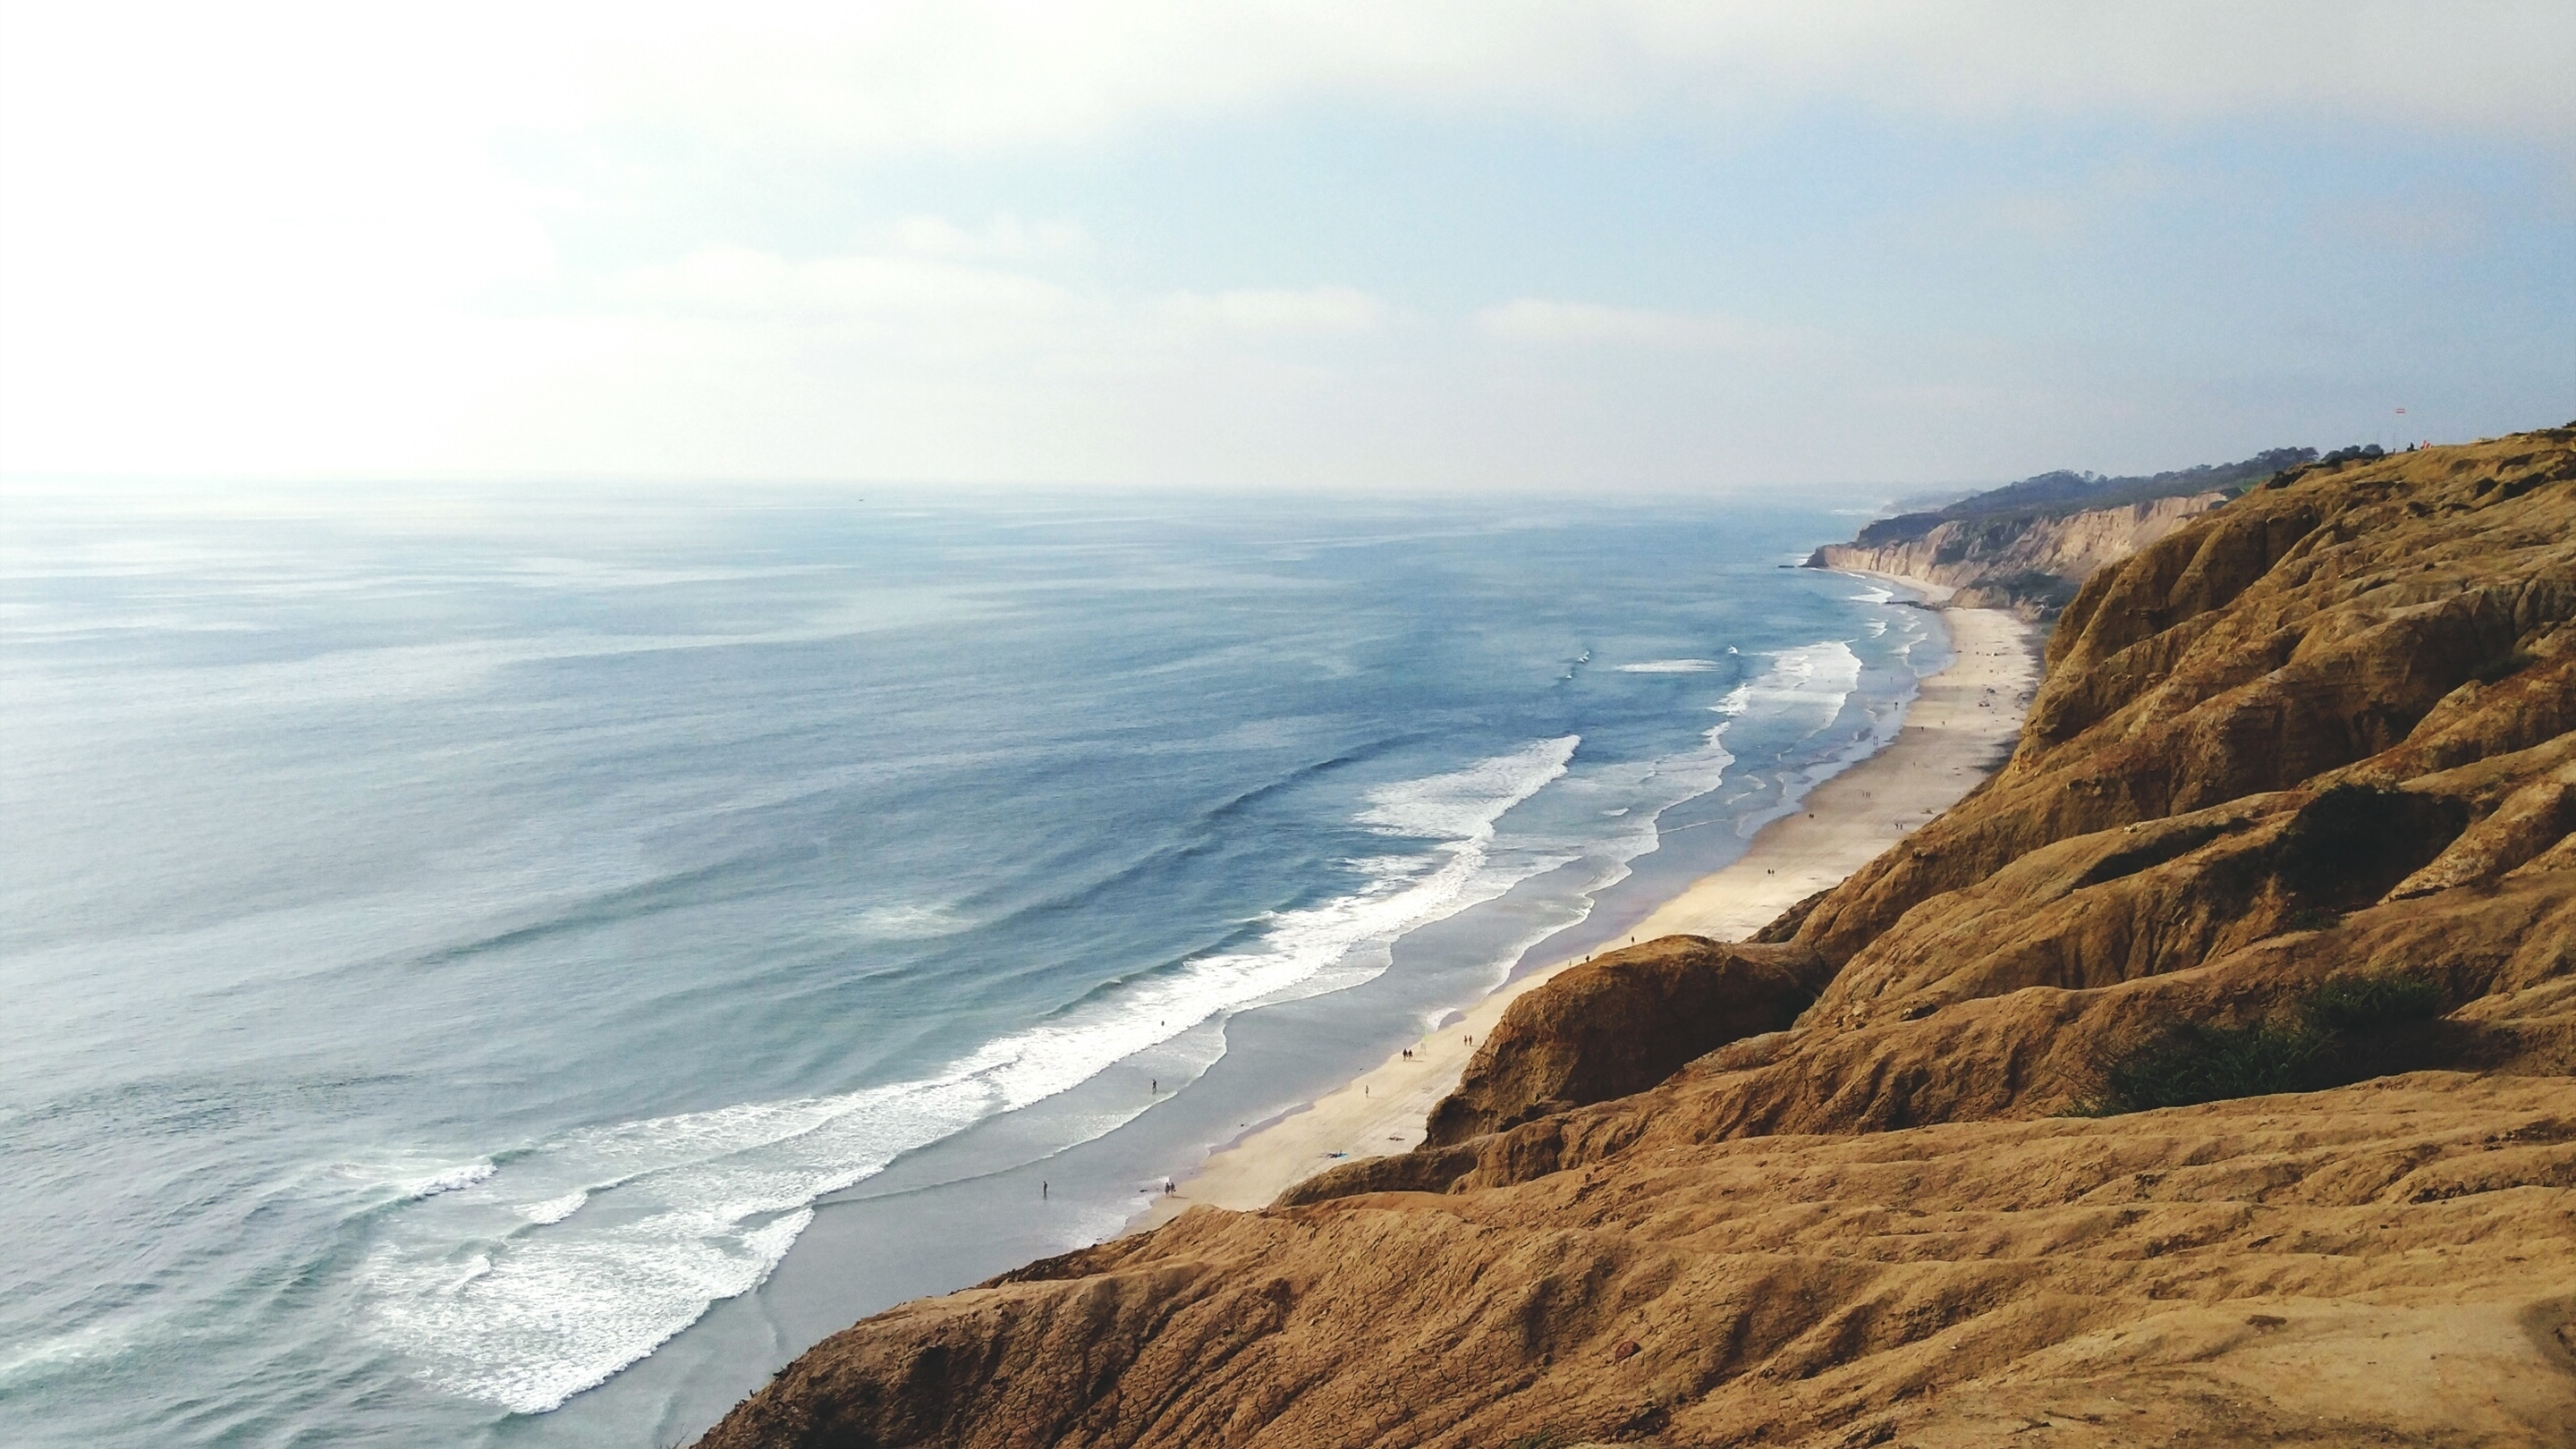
[521,1191,588,1225]
[1848,585,1896,604]
[1716,640,1861,738]
[1518,632,1881,917]
[405,1161,496,1199]
[1355,736,1577,842]
[0,1316,151,1389]
[1614,658,1721,674]
[358,736,1580,1416]
[845,902,973,939]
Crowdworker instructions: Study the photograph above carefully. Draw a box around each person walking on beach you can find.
[1041,1181,1048,1200]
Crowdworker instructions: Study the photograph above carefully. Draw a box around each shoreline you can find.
[1131,580,2040,1230]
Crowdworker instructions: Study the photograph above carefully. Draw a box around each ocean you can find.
[0,486,1940,1446]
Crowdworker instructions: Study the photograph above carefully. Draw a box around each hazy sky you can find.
[3,2,2571,493]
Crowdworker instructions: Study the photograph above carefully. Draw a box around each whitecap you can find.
[0,1317,149,1389]
[1724,640,1862,738]
[844,903,973,940]
[521,1191,588,1225]
[1614,658,1721,674]
[1355,736,1577,842]
[405,1160,496,1199]
[360,735,1583,1416]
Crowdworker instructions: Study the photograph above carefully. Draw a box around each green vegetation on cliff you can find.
[1851,446,2320,549]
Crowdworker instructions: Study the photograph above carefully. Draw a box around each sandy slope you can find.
[1133,601,2038,1228]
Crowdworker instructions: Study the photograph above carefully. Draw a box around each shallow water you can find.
[0,486,1937,1445]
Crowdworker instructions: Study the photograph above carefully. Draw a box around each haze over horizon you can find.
[3,2,2571,494]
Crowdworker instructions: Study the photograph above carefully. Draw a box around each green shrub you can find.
[2470,650,2538,684]
[2080,1019,2327,1114]
[2072,972,2445,1116]
[2299,971,2445,1035]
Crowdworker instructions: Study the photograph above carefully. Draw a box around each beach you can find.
[1132,591,2040,1230]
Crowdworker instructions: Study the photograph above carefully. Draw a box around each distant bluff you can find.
[1806,447,2322,619]
[696,430,2576,1449]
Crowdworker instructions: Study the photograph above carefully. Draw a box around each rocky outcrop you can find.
[695,431,2576,1449]
[1809,491,2228,618]
[703,1076,2576,1449]
[1416,936,1824,1149]
[1792,435,2576,970]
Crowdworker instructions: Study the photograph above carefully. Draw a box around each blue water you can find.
[0,486,1938,1445]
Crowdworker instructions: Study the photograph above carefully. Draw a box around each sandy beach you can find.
[1131,587,2040,1230]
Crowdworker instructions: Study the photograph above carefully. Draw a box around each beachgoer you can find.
[1041,1181,1048,1200]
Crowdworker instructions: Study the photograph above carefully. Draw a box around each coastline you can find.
[1131,581,2041,1230]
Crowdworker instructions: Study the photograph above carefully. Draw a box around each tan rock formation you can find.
[1810,492,2229,618]
[702,1077,2576,1449]
[1417,936,1825,1149]
[695,431,2576,1448]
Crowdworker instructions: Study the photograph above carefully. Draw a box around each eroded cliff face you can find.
[1809,492,2228,618]
[1415,936,1825,1151]
[696,433,2576,1449]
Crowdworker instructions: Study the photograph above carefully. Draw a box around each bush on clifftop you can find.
[2075,972,2446,1115]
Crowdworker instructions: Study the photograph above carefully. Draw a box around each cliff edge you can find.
[697,431,2576,1448]
[1808,491,2230,617]
[1805,447,2318,618]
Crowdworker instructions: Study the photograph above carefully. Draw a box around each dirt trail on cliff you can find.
[697,433,2576,1448]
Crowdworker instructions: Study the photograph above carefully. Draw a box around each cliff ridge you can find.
[1805,446,2322,618]
[697,431,2576,1448]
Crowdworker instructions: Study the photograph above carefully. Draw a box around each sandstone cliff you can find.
[698,432,2576,1449]
[1808,491,2228,617]
[1805,447,2318,620]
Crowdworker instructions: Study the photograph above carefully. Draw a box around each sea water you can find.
[0,486,1940,1446]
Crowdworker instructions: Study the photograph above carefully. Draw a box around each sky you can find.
[2,2,2572,495]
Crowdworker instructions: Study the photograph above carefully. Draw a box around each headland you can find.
[697,432,2576,1449]
[1133,601,2040,1228]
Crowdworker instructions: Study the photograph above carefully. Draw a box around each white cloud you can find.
[2,2,2568,486]
[1156,286,1386,336]
[19,4,2558,175]
[1474,300,1799,351]
[571,3,2576,151]
[600,247,1086,325]
[873,215,1092,260]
